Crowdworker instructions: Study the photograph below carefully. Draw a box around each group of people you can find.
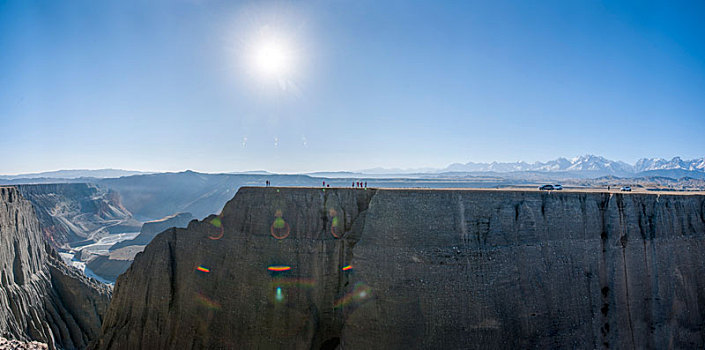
[266,180,368,188]
[319,181,368,188]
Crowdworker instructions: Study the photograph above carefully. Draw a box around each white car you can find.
[620,186,631,192]
[553,184,563,190]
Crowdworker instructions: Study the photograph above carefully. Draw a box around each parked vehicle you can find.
[539,185,555,191]
[553,184,563,190]
[620,186,631,192]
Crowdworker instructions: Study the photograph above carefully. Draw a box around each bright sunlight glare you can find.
[251,36,294,78]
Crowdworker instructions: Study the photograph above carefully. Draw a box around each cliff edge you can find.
[96,187,705,349]
[0,187,111,350]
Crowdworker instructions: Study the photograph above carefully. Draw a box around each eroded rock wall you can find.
[96,188,705,349]
[0,187,111,350]
[16,184,140,247]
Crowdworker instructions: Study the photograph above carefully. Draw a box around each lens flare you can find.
[196,265,210,273]
[207,216,224,240]
[270,209,290,239]
[342,265,353,271]
[195,292,221,310]
[275,287,284,302]
[267,265,291,272]
[328,208,342,238]
[334,282,372,309]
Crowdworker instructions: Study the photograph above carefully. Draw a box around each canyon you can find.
[0,187,111,350]
[15,184,140,248]
[96,187,705,349]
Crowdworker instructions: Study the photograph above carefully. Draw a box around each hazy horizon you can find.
[2,1,704,174]
[2,153,705,177]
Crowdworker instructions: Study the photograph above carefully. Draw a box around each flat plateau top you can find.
[245,186,705,196]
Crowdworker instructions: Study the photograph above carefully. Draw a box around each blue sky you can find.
[1,0,704,174]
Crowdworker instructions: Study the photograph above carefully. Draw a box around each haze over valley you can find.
[1,1,704,349]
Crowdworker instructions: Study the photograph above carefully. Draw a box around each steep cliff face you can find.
[0,187,112,350]
[109,213,193,252]
[96,188,705,349]
[16,184,140,248]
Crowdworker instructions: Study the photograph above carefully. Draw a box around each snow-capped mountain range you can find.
[443,155,705,176]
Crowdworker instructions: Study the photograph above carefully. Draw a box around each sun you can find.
[251,37,293,78]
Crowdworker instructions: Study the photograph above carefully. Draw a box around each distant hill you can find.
[0,169,150,180]
[3,155,703,182]
[98,171,323,221]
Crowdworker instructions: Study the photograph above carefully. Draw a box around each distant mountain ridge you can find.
[443,155,705,176]
[634,157,705,172]
[0,169,150,180]
[1,156,703,182]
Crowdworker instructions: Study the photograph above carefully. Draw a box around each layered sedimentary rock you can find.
[96,188,705,349]
[82,213,194,283]
[16,184,140,248]
[0,187,111,350]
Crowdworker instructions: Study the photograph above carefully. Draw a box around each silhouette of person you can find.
[364,181,367,188]
[323,181,325,187]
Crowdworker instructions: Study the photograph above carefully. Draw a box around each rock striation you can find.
[15,184,140,248]
[0,187,111,350]
[96,188,705,349]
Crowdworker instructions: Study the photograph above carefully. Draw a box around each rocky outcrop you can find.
[81,213,194,283]
[0,336,48,349]
[109,213,192,252]
[16,184,140,248]
[84,255,132,284]
[0,187,111,350]
[95,188,705,349]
